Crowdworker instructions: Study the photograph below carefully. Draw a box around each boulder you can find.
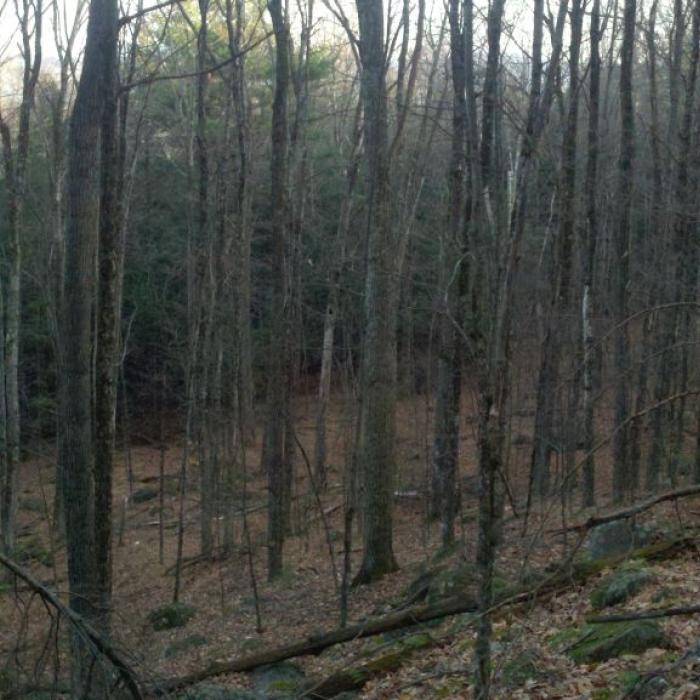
[584,521,657,560]
[402,563,479,606]
[148,602,196,631]
[566,621,670,664]
[251,661,305,698]
[590,565,653,609]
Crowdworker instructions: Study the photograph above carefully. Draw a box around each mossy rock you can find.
[148,602,196,630]
[502,649,542,687]
[132,487,159,504]
[402,563,477,606]
[165,634,208,658]
[590,566,652,609]
[566,621,670,663]
[556,537,688,588]
[251,661,305,698]
[584,521,659,560]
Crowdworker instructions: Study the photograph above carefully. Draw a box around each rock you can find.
[590,565,653,609]
[165,634,208,658]
[502,649,541,687]
[584,521,658,560]
[251,661,305,698]
[148,602,196,630]
[402,563,476,606]
[132,487,159,504]
[566,621,670,664]
[178,686,256,700]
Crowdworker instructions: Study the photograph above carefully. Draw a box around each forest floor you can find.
[2,391,700,698]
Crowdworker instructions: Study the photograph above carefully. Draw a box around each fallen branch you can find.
[560,485,700,532]
[0,552,144,699]
[588,604,700,624]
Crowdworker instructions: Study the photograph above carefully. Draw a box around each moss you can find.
[548,626,582,649]
[148,602,196,630]
[266,679,300,692]
[397,633,432,651]
[566,621,670,664]
[618,670,642,693]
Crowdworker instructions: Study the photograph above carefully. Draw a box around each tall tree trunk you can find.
[94,0,120,634]
[266,0,290,580]
[430,0,467,550]
[353,0,399,585]
[60,0,117,686]
[582,0,602,507]
[611,0,636,503]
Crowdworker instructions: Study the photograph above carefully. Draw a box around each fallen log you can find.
[561,485,700,532]
[304,632,435,699]
[155,594,478,694]
[588,604,700,624]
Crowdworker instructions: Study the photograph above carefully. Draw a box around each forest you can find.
[1,0,700,695]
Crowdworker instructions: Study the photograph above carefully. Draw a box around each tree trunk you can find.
[266,0,291,580]
[60,0,117,686]
[581,0,601,502]
[94,0,120,635]
[611,0,636,504]
[430,0,468,549]
[353,0,399,585]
